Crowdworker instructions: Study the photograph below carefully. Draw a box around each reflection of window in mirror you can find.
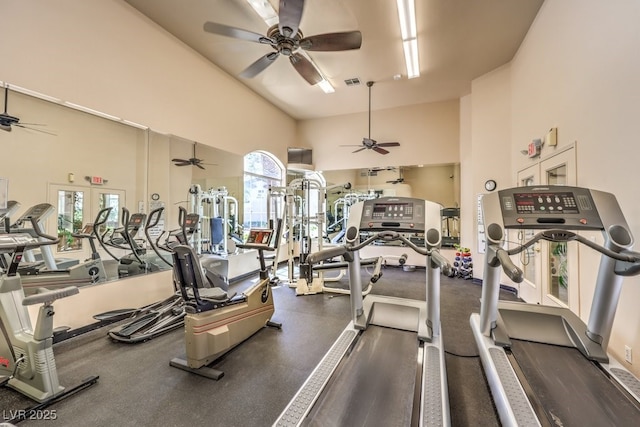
[97,192,122,234]
[57,190,84,252]
[243,151,284,237]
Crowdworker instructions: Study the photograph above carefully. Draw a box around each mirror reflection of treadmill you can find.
[471,185,640,426]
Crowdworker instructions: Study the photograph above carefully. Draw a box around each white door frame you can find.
[515,144,578,313]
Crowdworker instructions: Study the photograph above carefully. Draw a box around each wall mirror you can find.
[321,164,461,247]
[0,83,246,293]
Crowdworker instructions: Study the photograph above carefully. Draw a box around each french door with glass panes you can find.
[47,184,126,262]
[515,147,579,312]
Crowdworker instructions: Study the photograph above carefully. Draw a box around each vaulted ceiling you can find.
[125,0,544,120]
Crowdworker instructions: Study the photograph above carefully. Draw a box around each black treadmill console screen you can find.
[371,202,414,220]
[513,192,579,215]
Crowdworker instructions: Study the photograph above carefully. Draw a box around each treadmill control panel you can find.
[359,197,426,233]
[496,186,604,230]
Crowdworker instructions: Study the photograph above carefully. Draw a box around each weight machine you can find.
[188,184,239,255]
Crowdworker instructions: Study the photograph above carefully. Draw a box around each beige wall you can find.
[297,99,460,171]
[467,0,640,375]
[0,90,147,265]
[465,65,512,281]
[0,0,296,161]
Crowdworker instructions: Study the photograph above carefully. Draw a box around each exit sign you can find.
[90,176,104,185]
[527,139,542,158]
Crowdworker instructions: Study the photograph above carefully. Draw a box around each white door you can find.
[539,149,578,310]
[515,147,578,311]
[515,164,541,303]
[48,184,126,262]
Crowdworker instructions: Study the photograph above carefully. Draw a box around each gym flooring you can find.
[0,265,518,426]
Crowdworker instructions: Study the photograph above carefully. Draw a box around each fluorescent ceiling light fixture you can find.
[403,39,420,79]
[317,79,335,94]
[297,50,334,93]
[247,0,279,26]
[396,0,420,79]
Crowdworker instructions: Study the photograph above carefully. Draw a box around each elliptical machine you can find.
[0,220,98,410]
[101,206,228,343]
[169,219,283,379]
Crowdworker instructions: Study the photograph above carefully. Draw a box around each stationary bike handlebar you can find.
[490,228,640,282]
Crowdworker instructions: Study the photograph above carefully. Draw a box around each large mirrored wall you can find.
[0,85,244,288]
[0,83,462,296]
[322,164,461,246]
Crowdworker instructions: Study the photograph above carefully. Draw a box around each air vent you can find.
[344,78,361,86]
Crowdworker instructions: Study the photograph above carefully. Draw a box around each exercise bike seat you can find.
[188,287,230,301]
[22,286,79,306]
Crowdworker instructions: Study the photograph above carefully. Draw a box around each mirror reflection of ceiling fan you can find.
[172,143,216,170]
[385,166,405,184]
[0,85,55,135]
[342,81,400,155]
[203,0,362,85]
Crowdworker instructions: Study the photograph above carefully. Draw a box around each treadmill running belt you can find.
[510,339,640,426]
[303,326,418,427]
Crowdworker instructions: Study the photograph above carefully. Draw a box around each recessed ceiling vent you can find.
[344,78,361,86]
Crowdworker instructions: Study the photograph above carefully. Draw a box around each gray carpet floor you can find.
[0,265,519,426]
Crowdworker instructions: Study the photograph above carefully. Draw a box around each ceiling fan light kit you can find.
[397,0,420,79]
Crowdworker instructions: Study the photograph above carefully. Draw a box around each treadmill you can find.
[470,185,640,426]
[274,197,451,426]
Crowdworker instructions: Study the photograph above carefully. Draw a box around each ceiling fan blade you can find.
[290,53,322,85]
[376,142,400,147]
[14,123,56,136]
[300,31,362,51]
[352,147,366,153]
[203,21,274,45]
[173,162,191,167]
[239,52,280,79]
[339,144,363,147]
[373,146,390,155]
[278,0,305,38]
[172,158,189,163]
[195,163,206,170]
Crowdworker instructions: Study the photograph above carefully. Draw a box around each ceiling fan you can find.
[203,0,362,85]
[172,143,215,170]
[0,86,54,135]
[342,81,400,155]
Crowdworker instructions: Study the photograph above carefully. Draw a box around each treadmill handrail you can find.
[488,229,640,282]
[0,218,60,252]
[307,230,450,269]
[501,229,640,263]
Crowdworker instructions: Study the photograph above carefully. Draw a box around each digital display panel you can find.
[246,229,273,245]
[371,202,414,219]
[513,192,579,215]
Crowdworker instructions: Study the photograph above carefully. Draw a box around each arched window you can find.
[243,150,284,232]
